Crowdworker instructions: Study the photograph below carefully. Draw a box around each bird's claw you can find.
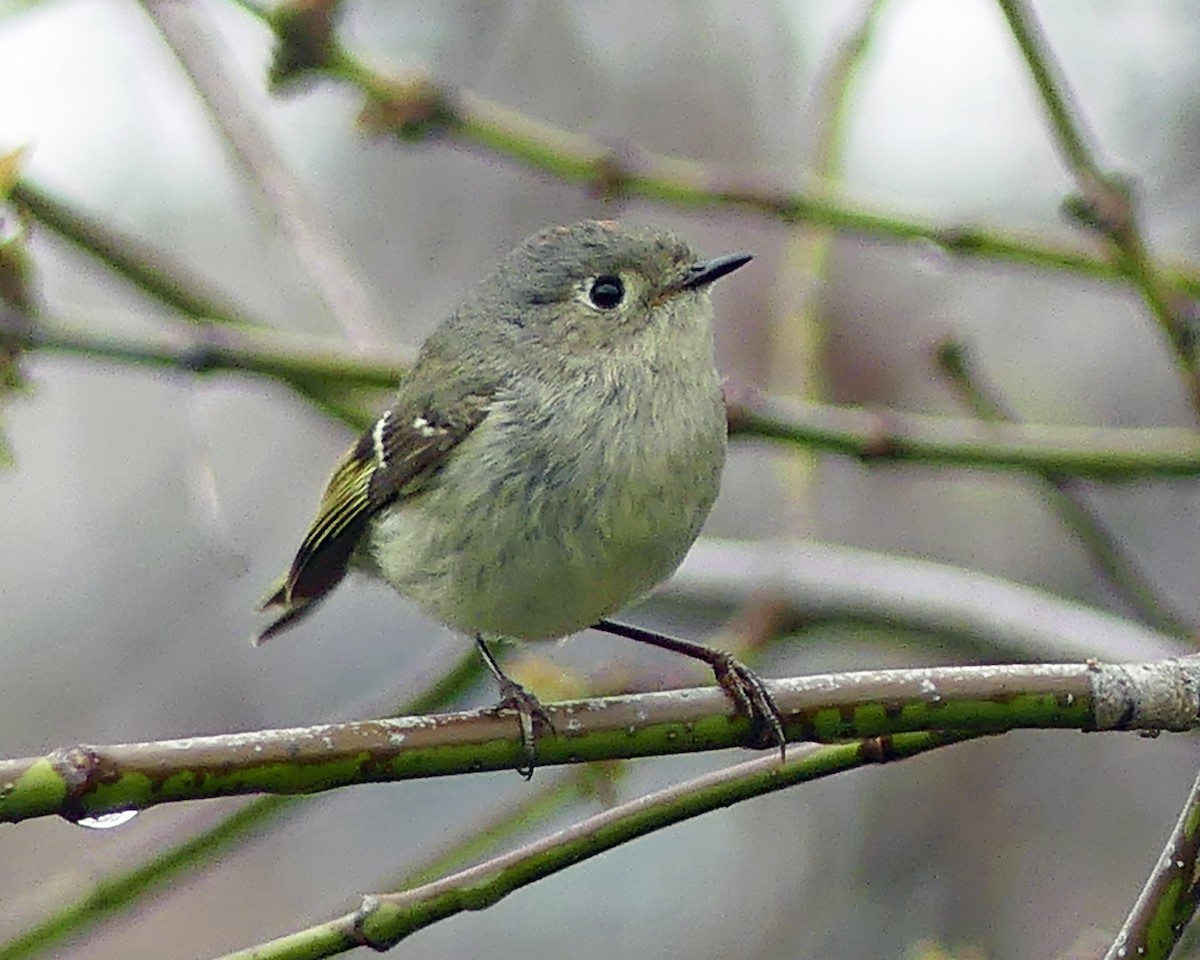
[711,652,787,760]
[494,676,555,779]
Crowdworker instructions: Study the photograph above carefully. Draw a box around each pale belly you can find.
[365,389,725,640]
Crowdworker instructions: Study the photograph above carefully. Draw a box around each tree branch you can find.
[236,1,1200,299]
[10,181,263,330]
[935,337,1194,635]
[995,0,1200,411]
[213,733,970,959]
[10,315,1200,480]
[1103,766,1200,960]
[139,0,386,344]
[0,647,485,960]
[5,657,1198,825]
[728,388,1200,479]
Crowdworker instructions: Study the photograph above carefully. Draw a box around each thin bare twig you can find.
[935,337,1194,637]
[139,0,385,344]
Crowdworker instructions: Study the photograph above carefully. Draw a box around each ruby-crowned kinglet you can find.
[257,220,781,769]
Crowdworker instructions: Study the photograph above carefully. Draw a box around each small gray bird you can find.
[258,220,781,771]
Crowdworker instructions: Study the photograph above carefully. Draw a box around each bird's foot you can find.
[492,676,555,779]
[710,652,787,759]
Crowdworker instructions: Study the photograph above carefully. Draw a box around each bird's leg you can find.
[594,619,787,758]
[474,633,553,778]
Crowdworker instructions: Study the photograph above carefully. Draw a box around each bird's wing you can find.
[255,389,495,643]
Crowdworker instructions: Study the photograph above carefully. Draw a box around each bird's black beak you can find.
[679,251,754,290]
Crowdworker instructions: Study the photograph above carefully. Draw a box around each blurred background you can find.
[2,1,1200,957]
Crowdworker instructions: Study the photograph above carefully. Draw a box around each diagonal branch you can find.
[231,2,1200,299]
[11,181,262,329]
[138,0,385,344]
[995,0,1200,411]
[213,733,971,960]
[935,337,1194,636]
[1103,765,1200,960]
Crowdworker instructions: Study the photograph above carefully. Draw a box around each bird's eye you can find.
[588,275,625,310]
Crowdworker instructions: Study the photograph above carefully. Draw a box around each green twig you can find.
[0,798,299,960]
[729,390,1200,479]
[1103,766,1200,960]
[0,649,484,960]
[10,182,380,432]
[215,733,974,959]
[11,181,263,330]
[765,0,886,489]
[229,1,1200,300]
[935,338,1193,636]
[7,658,1195,825]
[11,317,405,389]
[995,0,1200,410]
[11,317,1200,479]
[385,764,619,892]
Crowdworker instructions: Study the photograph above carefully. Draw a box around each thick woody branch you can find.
[3,658,1198,825]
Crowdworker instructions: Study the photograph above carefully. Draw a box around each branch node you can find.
[358,74,457,142]
[933,225,983,256]
[858,408,903,460]
[48,745,105,820]
[1060,171,1138,241]
[351,895,393,952]
[590,143,637,201]
[859,735,895,763]
[268,0,343,89]
[1090,659,1200,733]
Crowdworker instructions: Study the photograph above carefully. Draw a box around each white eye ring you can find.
[577,275,626,311]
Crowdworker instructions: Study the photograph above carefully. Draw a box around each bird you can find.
[257,220,783,773]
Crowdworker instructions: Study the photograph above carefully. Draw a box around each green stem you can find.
[14,319,404,389]
[935,338,1193,635]
[13,318,1200,479]
[0,650,484,960]
[234,2,1200,298]
[12,182,262,330]
[1102,766,1200,960]
[730,392,1200,479]
[215,733,980,959]
[0,662,1132,824]
[994,0,1200,411]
